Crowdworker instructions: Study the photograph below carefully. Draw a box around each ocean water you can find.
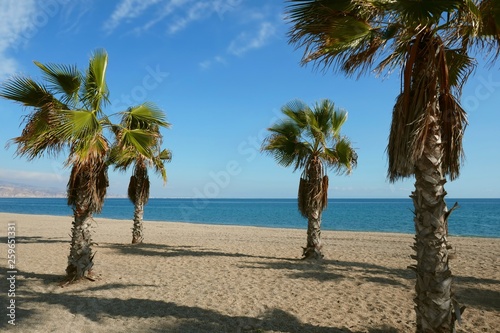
[0,198,498,238]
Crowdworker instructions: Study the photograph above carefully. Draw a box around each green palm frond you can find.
[122,102,171,129]
[108,145,136,171]
[120,128,156,157]
[287,0,386,73]
[331,108,348,138]
[56,110,101,141]
[82,49,109,112]
[0,76,60,108]
[286,0,493,182]
[33,61,81,105]
[7,107,67,160]
[263,99,356,174]
[159,148,172,161]
[477,0,500,61]
[152,149,171,184]
[324,138,358,174]
[391,0,463,25]
[110,102,171,189]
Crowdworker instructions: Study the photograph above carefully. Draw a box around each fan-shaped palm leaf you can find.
[82,49,109,112]
[33,61,81,105]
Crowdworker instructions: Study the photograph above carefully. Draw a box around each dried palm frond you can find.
[298,176,309,218]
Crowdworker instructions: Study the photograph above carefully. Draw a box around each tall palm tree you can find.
[0,49,157,282]
[109,103,171,244]
[262,99,357,259]
[286,1,499,331]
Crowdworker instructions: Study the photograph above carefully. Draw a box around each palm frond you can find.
[331,109,348,138]
[53,109,104,149]
[262,119,311,171]
[128,161,150,205]
[33,61,81,105]
[287,0,387,74]
[119,128,156,157]
[67,157,108,213]
[477,0,500,62]
[0,76,59,108]
[122,102,170,129]
[444,48,477,94]
[297,176,308,218]
[82,49,109,112]
[324,138,357,175]
[439,93,467,180]
[391,0,463,26]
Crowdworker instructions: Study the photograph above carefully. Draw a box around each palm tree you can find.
[109,103,172,244]
[262,99,357,259]
[286,0,499,331]
[0,49,158,282]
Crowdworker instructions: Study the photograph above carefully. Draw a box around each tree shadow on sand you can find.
[103,242,291,261]
[13,287,399,333]
[0,235,68,245]
[239,258,413,287]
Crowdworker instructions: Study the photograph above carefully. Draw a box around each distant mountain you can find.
[0,181,126,198]
[0,181,65,198]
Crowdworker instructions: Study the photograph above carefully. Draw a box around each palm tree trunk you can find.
[66,196,94,281]
[302,158,324,260]
[132,202,144,244]
[410,112,458,332]
[303,210,323,259]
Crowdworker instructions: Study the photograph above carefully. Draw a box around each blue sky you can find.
[0,0,499,199]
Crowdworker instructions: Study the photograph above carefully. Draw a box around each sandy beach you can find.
[1,212,498,333]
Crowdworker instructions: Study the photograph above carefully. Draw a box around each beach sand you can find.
[1,212,498,333]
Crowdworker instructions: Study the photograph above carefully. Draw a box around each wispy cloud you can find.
[168,1,210,34]
[199,55,227,70]
[227,22,276,56]
[168,0,241,34]
[0,0,37,77]
[105,0,242,35]
[103,0,163,33]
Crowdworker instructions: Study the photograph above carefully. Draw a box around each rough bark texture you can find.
[129,161,149,244]
[132,202,144,244]
[410,112,459,333]
[66,197,94,281]
[304,209,323,259]
[301,157,325,260]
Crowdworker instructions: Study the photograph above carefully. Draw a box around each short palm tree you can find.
[109,103,172,244]
[286,0,499,331]
[1,49,160,282]
[262,99,357,259]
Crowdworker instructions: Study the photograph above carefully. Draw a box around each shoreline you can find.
[1,212,499,332]
[1,211,498,239]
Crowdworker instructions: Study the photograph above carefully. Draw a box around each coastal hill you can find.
[0,181,125,198]
[0,181,65,198]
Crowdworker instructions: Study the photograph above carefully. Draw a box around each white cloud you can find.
[227,22,276,56]
[105,0,242,35]
[198,55,226,70]
[0,0,37,77]
[103,0,162,33]
[133,0,189,34]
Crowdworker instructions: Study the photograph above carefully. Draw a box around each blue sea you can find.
[0,198,498,238]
